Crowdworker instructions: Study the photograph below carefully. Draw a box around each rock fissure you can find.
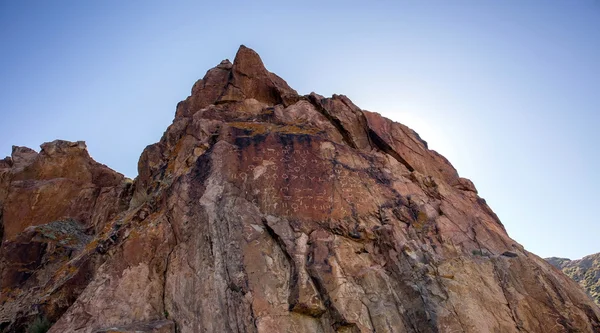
[338,98,375,149]
[260,219,301,311]
[161,243,175,321]
[491,259,526,332]
[367,128,415,172]
[307,95,359,149]
[305,246,353,329]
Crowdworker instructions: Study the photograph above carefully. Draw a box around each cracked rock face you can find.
[0,140,133,332]
[2,46,600,333]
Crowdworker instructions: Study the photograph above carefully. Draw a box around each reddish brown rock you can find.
[2,46,599,333]
[220,45,298,106]
[9,146,37,171]
[0,140,132,331]
[175,45,298,120]
[2,140,130,240]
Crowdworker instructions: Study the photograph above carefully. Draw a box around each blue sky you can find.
[1,1,598,259]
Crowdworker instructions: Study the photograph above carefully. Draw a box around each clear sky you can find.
[1,1,598,260]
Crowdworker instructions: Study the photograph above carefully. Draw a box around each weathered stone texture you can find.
[0,141,132,332]
[1,46,598,333]
[547,253,600,307]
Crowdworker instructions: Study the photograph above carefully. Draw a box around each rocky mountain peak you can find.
[215,45,296,107]
[1,47,599,333]
[546,253,600,306]
[177,45,298,119]
[232,44,268,76]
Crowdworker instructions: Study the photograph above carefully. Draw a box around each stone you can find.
[2,140,129,240]
[10,146,37,170]
[94,320,175,333]
[547,253,600,306]
[0,141,132,332]
[2,46,599,333]
[220,45,298,106]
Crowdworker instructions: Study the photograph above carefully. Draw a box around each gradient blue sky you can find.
[1,1,598,259]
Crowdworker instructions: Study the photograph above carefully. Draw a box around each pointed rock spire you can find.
[219,45,299,106]
[232,45,269,77]
[176,45,299,118]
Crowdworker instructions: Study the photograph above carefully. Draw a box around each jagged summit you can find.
[176,45,298,119]
[232,44,269,76]
[1,47,599,332]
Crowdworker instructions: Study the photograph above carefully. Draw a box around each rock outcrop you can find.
[0,141,133,331]
[1,46,599,332]
[547,253,600,307]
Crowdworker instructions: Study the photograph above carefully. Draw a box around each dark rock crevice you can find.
[260,219,299,309]
[304,240,356,330]
[367,127,415,172]
[338,97,376,149]
[307,94,359,149]
[161,219,177,324]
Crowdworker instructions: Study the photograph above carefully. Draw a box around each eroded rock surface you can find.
[547,253,600,307]
[2,46,599,333]
[0,141,132,331]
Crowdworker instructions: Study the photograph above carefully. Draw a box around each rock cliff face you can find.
[1,46,599,333]
[547,253,600,307]
[0,141,132,331]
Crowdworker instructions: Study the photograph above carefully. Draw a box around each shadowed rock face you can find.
[2,46,599,333]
